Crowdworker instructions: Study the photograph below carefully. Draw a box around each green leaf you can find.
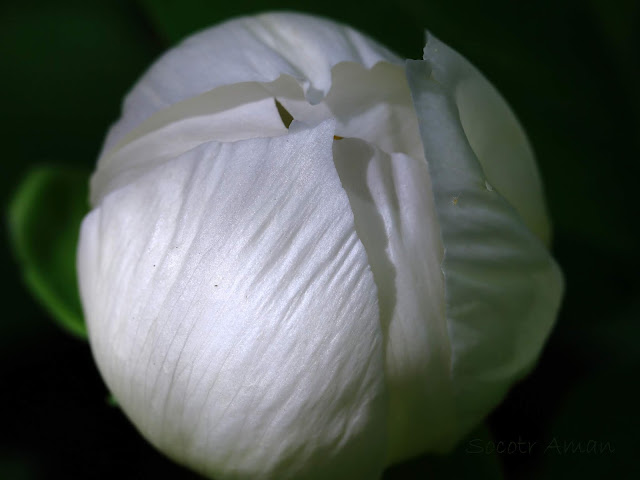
[8,166,89,338]
[383,424,503,479]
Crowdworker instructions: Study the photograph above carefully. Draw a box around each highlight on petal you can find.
[78,121,387,479]
[101,12,402,155]
[333,138,454,462]
[406,49,563,447]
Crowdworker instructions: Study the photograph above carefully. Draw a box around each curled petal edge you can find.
[406,35,563,443]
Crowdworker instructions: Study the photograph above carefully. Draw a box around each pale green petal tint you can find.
[421,33,551,245]
[405,32,563,452]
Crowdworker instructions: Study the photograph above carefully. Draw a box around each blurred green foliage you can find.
[2,0,638,478]
[8,167,89,337]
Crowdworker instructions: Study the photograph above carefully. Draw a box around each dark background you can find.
[1,0,638,478]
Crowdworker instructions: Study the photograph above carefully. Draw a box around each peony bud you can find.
[77,12,563,479]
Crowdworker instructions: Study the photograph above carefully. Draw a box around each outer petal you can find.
[78,121,387,479]
[406,43,563,451]
[101,12,402,155]
[333,139,452,462]
[421,32,551,244]
[91,85,288,204]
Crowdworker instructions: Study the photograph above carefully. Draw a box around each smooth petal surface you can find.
[407,46,563,445]
[101,12,402,156]
[78,121,387,479]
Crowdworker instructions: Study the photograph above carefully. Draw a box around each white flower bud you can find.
[77,12,563,479]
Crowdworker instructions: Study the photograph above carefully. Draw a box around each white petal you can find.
[326,62,423,161]
[96,58,423,206]
[279,62,424,162]
[92,84,288,204]
[102,12,401,154]
[406,54,563,447]
[78,121,387,479]
[333,138,453,462]
[421,32,551,244]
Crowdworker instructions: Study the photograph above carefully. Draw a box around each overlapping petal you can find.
[101,12,402,156]
[421,33,551,244]
[79,12,564,479]
[406,36,563,442]
[333,138,453,461]
[78,121,387,479]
